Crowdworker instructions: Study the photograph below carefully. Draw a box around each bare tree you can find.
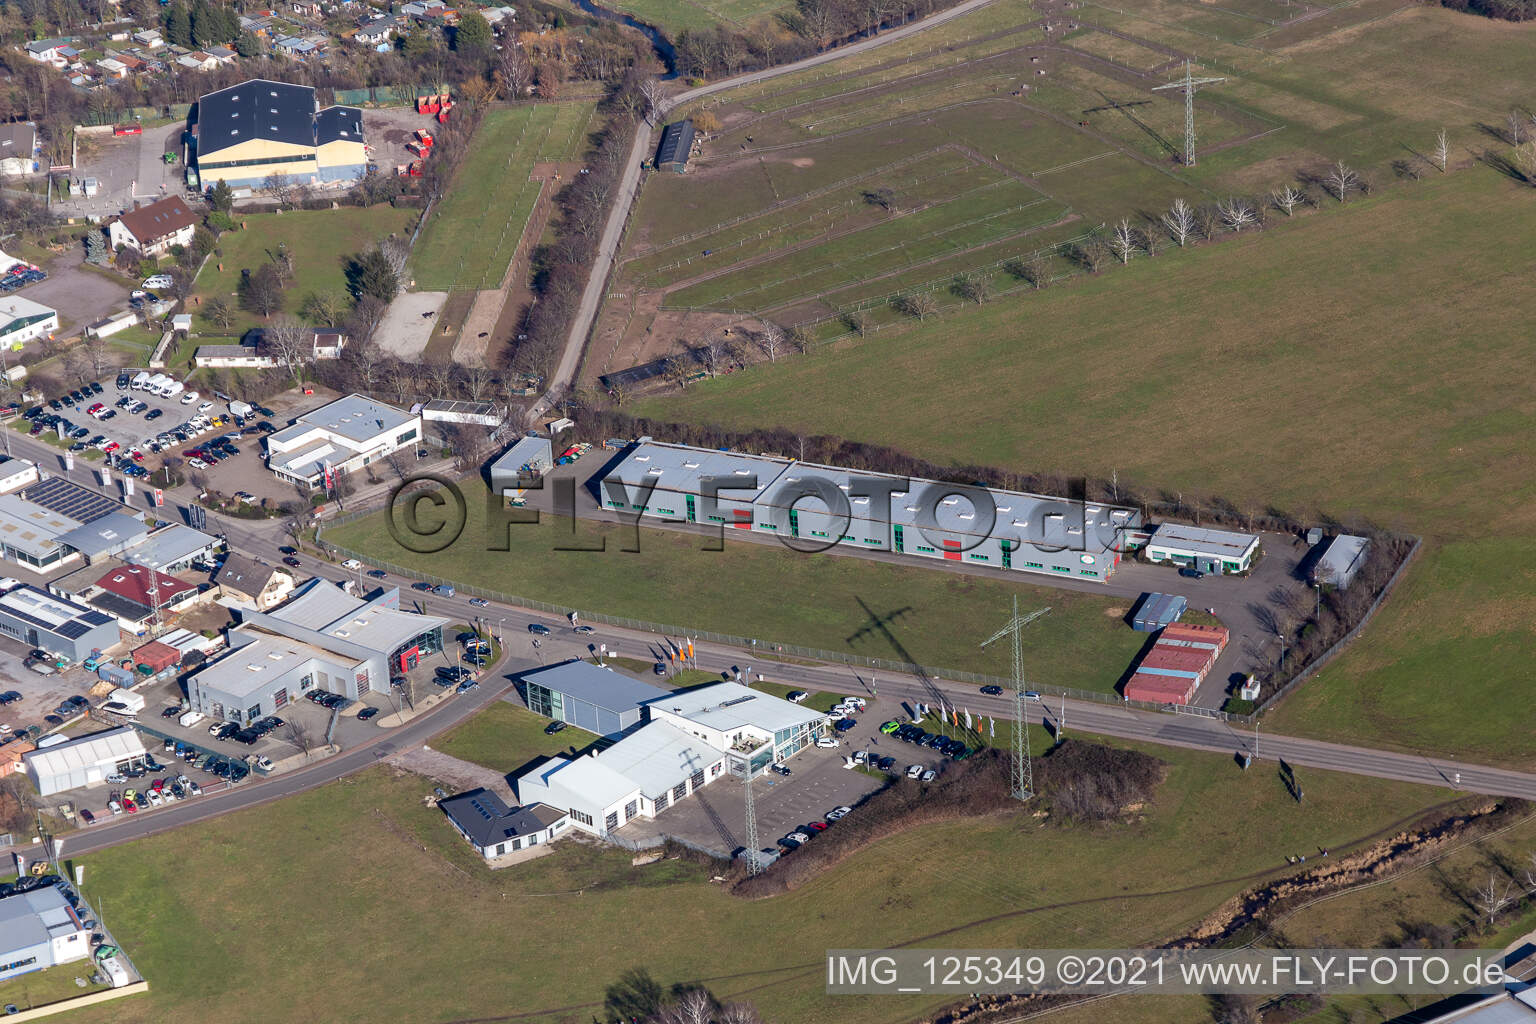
[758,321,784,362]
[205,297,236,330]
[1161,198,1195,247]
[1475,874,1515,928]
[265,315,313,387]
[1217,196,1255,233]
[444,423,493,474]
[1323,161,1358,202]
[893,292,937,321]
[81,334,110,378]
[425,357,454,398]
[639,77,666,122]
[953,271,990,303]
[662,356,689,391]
[699,337,725,377]
[786,325,811,353]
[1507,109,1526,146]
[657,989,714,1024]
[1514,140,1536,186]
[1270,185,1304,217]
[464,364,493,402]
[718,1003,764,1024]
[1022,251,1053,287]
[496,42,533,99]
[840,309,868,336]
[1109,218,1138,265]
[1431,128,1449,173]
[1073,233,1110,273]
[1523,851,1536,892]
[284,718,317,758]
[283,513,307,552]
[379,236,411,286]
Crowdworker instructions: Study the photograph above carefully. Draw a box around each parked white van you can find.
[131,371,151,390]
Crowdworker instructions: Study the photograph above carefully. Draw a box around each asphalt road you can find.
[536,0,1004,424]
[7,422,1531,862]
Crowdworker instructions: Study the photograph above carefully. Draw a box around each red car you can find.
[103,441,119,454]
[131,451,145,461]
[123,798,137,814]
[113,124,142,136]
[151,778,166,792]
[86,403,103,415]
[182,449,203,458]
[806,821,829,831]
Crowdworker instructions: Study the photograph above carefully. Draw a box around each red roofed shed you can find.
[131,640,180,673]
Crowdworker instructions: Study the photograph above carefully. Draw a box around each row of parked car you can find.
[776,804,854,855]
[877,720,973,761]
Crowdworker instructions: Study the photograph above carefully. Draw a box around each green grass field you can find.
[633,167,1536,763]
[57,739,1458,1024]
[324,490,1148,693]
[190,206,415,336]
[410,102,595,292]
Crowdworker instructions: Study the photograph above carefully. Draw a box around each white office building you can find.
[516,681,825,839]
[1145,522,1261,574]
[265,394,421,490]
[0,889,91,981]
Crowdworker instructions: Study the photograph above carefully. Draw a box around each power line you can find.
[1152,59,1226,167]
[981,598,1050,802]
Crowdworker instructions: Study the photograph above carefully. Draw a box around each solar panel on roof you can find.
[21,478,125,524]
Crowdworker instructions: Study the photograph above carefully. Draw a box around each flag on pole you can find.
[989,716,995,737]
[964,708,972,730]
[687,640,694,661]
[951,707,958,727]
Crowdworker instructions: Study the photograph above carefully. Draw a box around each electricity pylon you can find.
[1153,59,1226,167]
[981,599,1051,801]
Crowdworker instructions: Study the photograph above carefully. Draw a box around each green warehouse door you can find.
[788,509,799,537]
[685,494,696,522]
[893,525,904,553]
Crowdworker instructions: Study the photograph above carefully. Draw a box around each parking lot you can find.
[20,371,274,480]
[51,123,187,223]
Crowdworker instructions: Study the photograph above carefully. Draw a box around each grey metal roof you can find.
[198,79,316,159]
[1317,534,1368,586]
[0,887,82,961]
[645,681,823,735]
[120,524,217,570]
[216,553,282,595]
[0,494,76,560]
[283,393,415,445]
[521,661,667,714]
[56,512,148,560]
[589,720,719,799]
[439,789,566,848]
[490,436,552,477]
[1148,522,1259,558]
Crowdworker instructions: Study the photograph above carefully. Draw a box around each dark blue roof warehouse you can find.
[655,119,695,173]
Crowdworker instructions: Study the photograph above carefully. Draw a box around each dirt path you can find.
[387,745,516,802]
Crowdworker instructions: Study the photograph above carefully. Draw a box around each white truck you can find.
[178,709,204,728]
[161,379,185,399]
[228,400,253,419]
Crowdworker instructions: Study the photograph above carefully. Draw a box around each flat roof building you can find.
[489,436,553,504]
[120,524,218,573]
[0,585,118,661]
[0,295,58,349]
[604,440,1140,583]
[517,680,826,840]
[23,726,147,795]
[1123,623,1228,706]
[0,888,91,982]
[1145,523,1260,574]
[521,661,666,738]
[56,512,149,563]
[438,789,570,862]
[1131,592,1187,632]
[189,580,447,723]
[1315,534,1368,590]
[0,493,84,571]
[265,394,421,490]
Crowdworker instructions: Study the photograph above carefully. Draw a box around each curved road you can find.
[534,0,1003,422]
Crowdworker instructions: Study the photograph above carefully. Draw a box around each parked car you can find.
[1179,567,1205,579]
[826,806,852,820]
[1023,691,1042,702]
[980,685,1004,696]
[469,597,489,607]
[357,707,379,721]
[876,756,896,771]
[770,762,791,776]
[879,720,900,734]
[341,559,362,569]
[544,721,566,735]
[922,769,937,782]
[786,691,808,704]
[366,569,387,579]
[906,764,924,779]
[282,557,301,568]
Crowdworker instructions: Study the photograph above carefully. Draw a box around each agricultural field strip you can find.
[412,107,551,289]
[667,182,1054,304]
[667,190,1064,309]
[629,149,962,257]
[791,71,1032,133]
[1078,0,1281,53]
[738,26,1049,115]
[635,162,1007,287]
[718,3,1055,107]
[416,103,586,291]
[800,222,1088,312]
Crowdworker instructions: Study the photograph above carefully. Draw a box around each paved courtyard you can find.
[375,290,447,359]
